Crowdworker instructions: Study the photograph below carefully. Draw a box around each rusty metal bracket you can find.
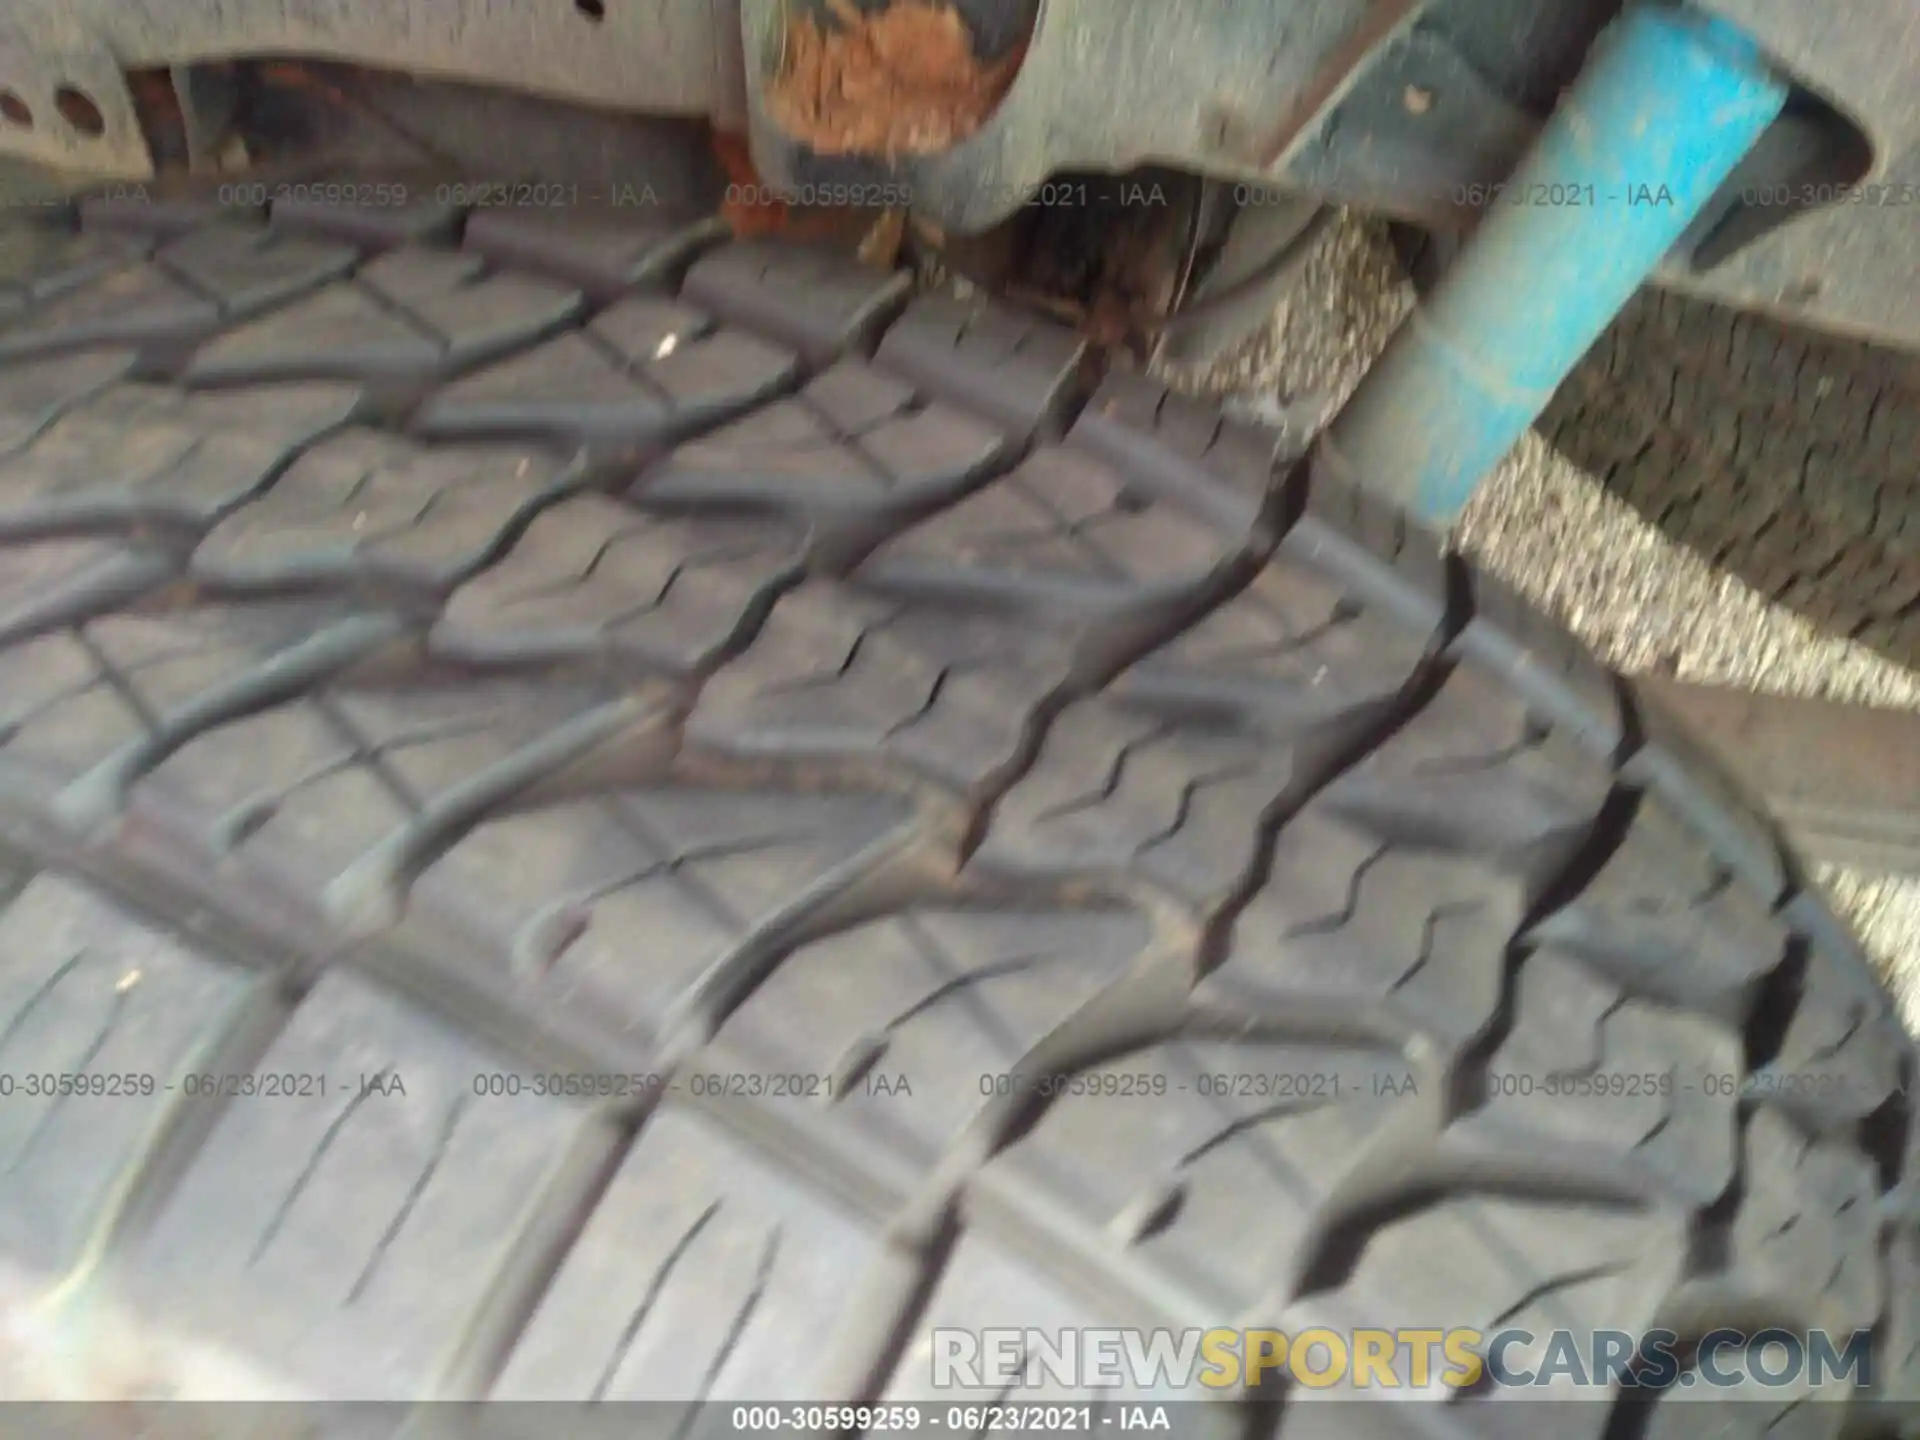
[1636,677,1920,877]
[745,0,1440,234]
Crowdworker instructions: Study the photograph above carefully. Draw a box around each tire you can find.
[1540,288,1920,666]
[1398,227,1920,666]
[0,187,1911,1432]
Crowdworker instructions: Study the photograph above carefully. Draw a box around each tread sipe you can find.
[0,193,1911,1436]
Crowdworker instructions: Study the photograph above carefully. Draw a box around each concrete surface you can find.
[1165,211,1920,1028]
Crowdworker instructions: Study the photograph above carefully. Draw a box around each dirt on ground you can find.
[766,0,1021,156]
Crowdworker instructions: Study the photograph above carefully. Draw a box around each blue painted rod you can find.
[1319,4,1790,522]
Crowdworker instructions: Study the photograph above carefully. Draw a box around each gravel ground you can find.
[1165,211,1920,1027]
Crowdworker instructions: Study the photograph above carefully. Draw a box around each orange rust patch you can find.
[766,0,1022,157]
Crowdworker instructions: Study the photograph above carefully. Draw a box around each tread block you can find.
[975,696,1308,912]
[1459,948,1742,1204]
[1761,944,1908,1131]
[714,907,1150,1165]
[639,358,1010,537]
[0,601,370,812]
[1280,1195,1688,1397]
[980,570,1448,906]
[269,194,463,249]
[49,377,359,434]
[1527,793,1788,1019]
[71,378,366,439]
[432,494,805,673]
[1722,1109,1883,1337]
[1874,1230,1920,1404]
[881,1234,1206,1403]
[493,1103,878,1402]
[1457,568,1625,758]
[1320,663,1614,899]
[0,226,357,362]
[0,225,156,312]
[980,1036,1417,1315]
[0,351,136,451]
[125,671,654,920]
[680,240,911,366]
[0,384,360,534]
[188,249,582,387]
[78,194,258,237]
[1290,465,1451,637]
[873,291,1086,442]
[1200,807,1525,1046]
[859,443,1256,621]
[688,583,1081,802]
[192,429,585,593]
[0,538,172,647]
[0,875,259,1277]
[1110,559,1430,737]
[462,210,721,301]
[65,377,364,444]
[1068,372,1282,533]
[116,968,615,1400]
[1624,687,1789,903]
[414,295,797,453]
[404,786,915,1048]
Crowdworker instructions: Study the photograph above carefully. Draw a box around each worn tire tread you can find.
[0,194,1906,1433]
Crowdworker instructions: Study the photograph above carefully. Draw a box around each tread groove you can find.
[0,212,1904,1421]
[1197,641,1458,975]
[952,463,1299,869]
[53,613,409,834]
